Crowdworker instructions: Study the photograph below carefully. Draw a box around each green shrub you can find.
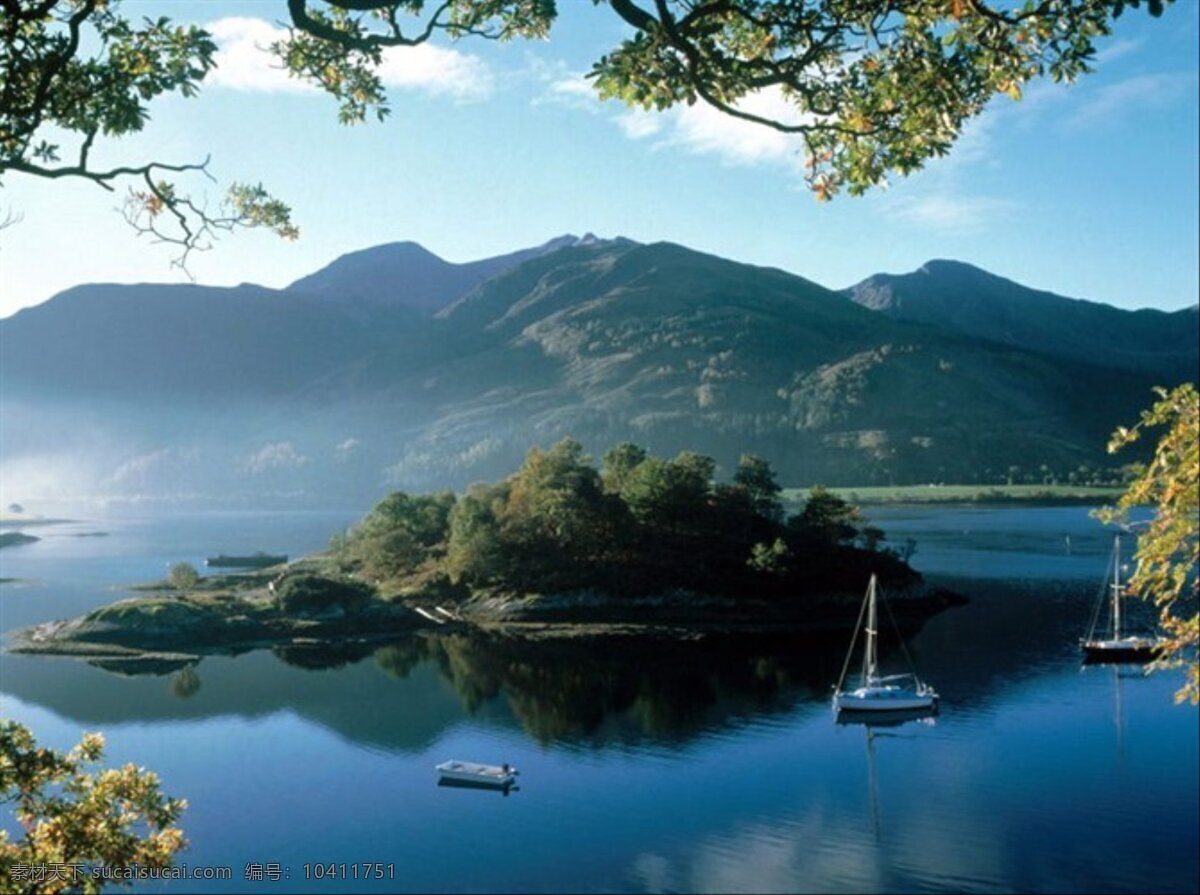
[168,562,201,591]
[274,574,374,616]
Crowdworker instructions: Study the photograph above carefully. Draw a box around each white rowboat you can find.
[436,760,518,787]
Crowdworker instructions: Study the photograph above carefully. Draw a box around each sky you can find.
[1,0,1197,318]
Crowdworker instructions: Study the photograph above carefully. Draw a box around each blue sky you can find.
[1,0,1197,317]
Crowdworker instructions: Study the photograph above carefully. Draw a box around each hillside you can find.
[846,260,1198,383]
[0,238,1183,507]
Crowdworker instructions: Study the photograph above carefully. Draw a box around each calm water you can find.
[1,507,1196,893]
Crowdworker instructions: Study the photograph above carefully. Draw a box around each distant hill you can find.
[845,260,1198,383]
[0,282,422,399]
[286,234,602,315]
[0,238,1186,507]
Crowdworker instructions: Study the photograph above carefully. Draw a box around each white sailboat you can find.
[1080,535,1162,663]
[833,574,938,714]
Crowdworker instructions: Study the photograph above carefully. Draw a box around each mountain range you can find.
[1,235,1195,509]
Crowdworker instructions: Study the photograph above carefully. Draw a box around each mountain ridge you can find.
[285,233,613,316]
[1,237,1193,506]
[845,260,1197,382]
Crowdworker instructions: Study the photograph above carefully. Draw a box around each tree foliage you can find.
[0,0,1172,260]
[166,561,200,592]
[734,453,783,521]
[1,0,297,271]
[344,490,456,579]
[436,437,910,598]
[1098,383,1199,705]
[792,484,864,543]
[269,0,1172,199]
[0,720,186,892]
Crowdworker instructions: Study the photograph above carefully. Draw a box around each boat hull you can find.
[834,685,938,713]
[835,705,938,726]
[836,694,938,712]
[1081,638,1162,664]
[205,554,287,569]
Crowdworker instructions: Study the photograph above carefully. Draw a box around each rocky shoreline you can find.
[7,564,966,668]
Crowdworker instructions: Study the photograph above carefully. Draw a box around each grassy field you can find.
[781,484,1126,506]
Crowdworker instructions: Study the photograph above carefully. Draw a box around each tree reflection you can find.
[370,632,849,745]
[169,663,201,699]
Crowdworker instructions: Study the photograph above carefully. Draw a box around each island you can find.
[11,440,964,665]
[0,531,40,549]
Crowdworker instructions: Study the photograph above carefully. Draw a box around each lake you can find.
[1,506,1197,893]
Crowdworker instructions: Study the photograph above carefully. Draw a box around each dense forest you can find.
[331,438,918,601]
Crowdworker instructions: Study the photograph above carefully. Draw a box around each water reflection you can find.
[0,630,868,751]
[0,507,1195,894]
[835,708,939,845]
[1,573,1172,759]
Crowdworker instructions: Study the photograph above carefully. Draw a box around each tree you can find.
[446,482,509,586]
[792,485,864,543]
[601,441,647,494]
[0,720,186,892]
[167,561,200,592]
[621,451,713,536]
[1,1,1172,261]
[496,438,628,589]
[347,490,456,578]
[1098,384,1199,705]
[733,454,783,522]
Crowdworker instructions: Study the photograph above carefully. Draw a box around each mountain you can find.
[0,238,1186,509]
[0,282,422,399]
[845,260,1199,383]
[286,234,597,315]
[385,241,1162,486]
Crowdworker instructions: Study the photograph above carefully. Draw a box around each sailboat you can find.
[1080,535,1163,663]
[833,574,938,713]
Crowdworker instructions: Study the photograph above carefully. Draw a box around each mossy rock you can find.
[85,597,228,628]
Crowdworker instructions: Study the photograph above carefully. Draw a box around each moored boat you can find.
[204,552,288,569]
[1080,535,1163,664]
[435,760,518,788]
[833,575,938,715]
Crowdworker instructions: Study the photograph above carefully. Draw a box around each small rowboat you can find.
[435,760,518,788]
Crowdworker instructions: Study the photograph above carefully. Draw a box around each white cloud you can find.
[206,17,492,101]
[334,438,361,462]
[534,71,602,112]
[207,17,316,94]
[1095,38,1145,65]
[102,448,199,489]
[376,44,493,101]
[243,442,309,474]
[1066,73,1195,129]
[886,193,1018,231]
[662,89,809,170]
[615,109,662,140]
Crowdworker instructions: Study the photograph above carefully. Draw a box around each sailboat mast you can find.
[863,575,878,685]
[1113,536,1122,639]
